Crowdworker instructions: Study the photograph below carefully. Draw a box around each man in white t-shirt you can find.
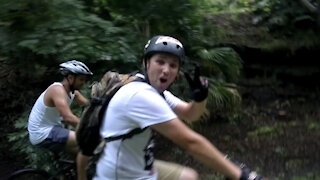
[28,60,92,180]
[94,36,266,180]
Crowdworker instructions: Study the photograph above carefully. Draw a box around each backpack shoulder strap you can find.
[104,127,148,142]
[102,73,148,142]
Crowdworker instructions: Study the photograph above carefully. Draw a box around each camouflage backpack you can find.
[76,71,141,156]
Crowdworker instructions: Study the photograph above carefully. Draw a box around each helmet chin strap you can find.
[70,84,75,94]
[141,68,150,85]
[142,59,151,85]
[66,75,75,94]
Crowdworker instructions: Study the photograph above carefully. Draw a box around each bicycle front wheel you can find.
[7,168,51,180]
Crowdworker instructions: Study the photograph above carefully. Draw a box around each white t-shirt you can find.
[28,82,74,145]
[94,81,181,180]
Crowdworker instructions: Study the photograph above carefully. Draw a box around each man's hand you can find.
[184,64,209,102]
[225,156,267,180]
[237,161,267,180]
[240,169,265,180]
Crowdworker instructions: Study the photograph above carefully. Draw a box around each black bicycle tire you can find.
[7,168,52,180]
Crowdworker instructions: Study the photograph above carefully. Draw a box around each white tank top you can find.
[28,82,74,145]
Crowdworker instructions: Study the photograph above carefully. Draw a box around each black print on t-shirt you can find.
[144,131,156,170]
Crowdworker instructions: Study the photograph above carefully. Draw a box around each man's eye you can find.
[157,60,165,65]
[170,64,178,68]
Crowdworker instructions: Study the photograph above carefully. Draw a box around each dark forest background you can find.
[1,0,320,179]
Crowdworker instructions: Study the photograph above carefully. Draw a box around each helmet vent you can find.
[59,60,93,76]
[144,35,185,63]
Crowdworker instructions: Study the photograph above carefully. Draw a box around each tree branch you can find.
[299,0,317,13]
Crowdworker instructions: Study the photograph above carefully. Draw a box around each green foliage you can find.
[4,0,244,117]
[6,85,93,173]
[179,26,243,116]
[201,0,251,13]
[8,108,89,174]
[1,0,245,124]
[0,0,140,77]
[100,0,200,36]
[207,81,242,112]
[247,125,276,138]
[7,113,62,173]
[292,174,320,180]
[197,47,242,82]
[245,0,318,32]
[3,1,320,179]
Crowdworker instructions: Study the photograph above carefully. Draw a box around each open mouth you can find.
[160,78,167,83]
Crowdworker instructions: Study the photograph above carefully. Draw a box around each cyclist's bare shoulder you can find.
[44,84,66,107]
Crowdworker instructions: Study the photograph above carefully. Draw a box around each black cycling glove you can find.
[184,65,208,102]
[225,156,266,180]
[240,169,265,180]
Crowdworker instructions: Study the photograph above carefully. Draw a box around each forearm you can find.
[153,119,241,180]
[75,91,89,107]
[184,134,241,179]
[62,113,80,127]
[77,152,89,180]
[179,100,207,122]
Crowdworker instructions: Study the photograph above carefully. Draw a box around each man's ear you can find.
[67,74,75,83]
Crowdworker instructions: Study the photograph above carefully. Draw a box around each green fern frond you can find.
[197,47,242,82]
[207,79,242,112]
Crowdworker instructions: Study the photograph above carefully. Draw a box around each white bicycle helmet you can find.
[59,60,93,76]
